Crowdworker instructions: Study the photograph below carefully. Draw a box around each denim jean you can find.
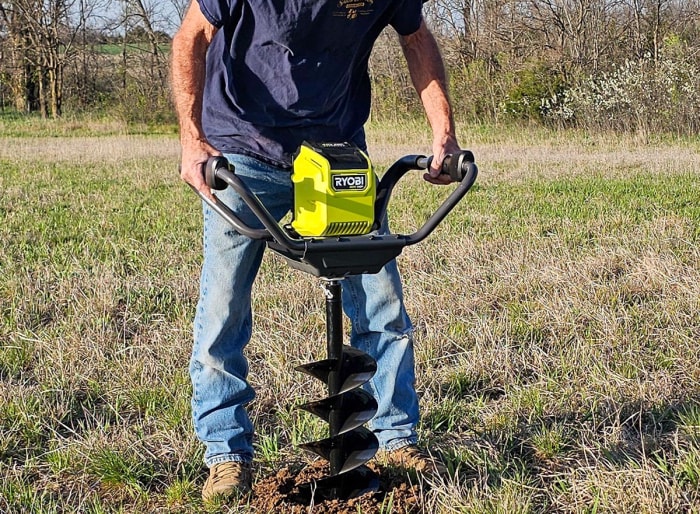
[190,153,418,468]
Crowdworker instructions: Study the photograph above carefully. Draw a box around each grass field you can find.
[1,116,699,513]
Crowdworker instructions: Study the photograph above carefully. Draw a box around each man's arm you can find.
[399,20,460,185]
[171,1,219,198]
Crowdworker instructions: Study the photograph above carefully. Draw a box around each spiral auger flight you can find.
[293,279,380,501]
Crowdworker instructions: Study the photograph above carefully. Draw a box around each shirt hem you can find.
[215,147,293,170]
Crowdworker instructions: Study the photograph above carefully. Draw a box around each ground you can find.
[248,460,422,513]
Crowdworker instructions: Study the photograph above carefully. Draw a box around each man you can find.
[171,0,460,502]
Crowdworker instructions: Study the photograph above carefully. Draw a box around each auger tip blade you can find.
[293,465,379,503]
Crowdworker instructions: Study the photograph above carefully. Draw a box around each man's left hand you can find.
[423,134,461,185]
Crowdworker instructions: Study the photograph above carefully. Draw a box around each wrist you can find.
[178,116,206,141]
[180,133,210,152]
[433,132,459,151]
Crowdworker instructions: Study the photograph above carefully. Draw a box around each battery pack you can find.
[291,141,376,237]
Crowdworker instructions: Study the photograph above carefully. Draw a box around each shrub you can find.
[543,43,700,135]
[501,63,567,122]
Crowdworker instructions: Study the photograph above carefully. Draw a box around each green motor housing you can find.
[291,141,376,237]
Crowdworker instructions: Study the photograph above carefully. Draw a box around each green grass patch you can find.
[1,125,699,511]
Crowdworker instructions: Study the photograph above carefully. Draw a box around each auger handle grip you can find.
[442,150,476,182]
[373,150,478,233]
[417,150,477,182]
[205,155,229,190]
[402,150,478,245]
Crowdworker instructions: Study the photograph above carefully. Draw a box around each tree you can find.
[0,1,35,112]
[0,0,86,117]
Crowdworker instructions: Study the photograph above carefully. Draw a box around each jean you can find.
[190,153,418,467]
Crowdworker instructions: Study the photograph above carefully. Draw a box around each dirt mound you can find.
[250,460,421,513]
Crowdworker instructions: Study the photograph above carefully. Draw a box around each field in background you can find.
[1,118,699,513]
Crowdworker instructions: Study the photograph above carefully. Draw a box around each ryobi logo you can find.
[332,174,367,191]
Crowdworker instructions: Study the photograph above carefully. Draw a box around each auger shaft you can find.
[323,279,345,478]
[295,279,380,501]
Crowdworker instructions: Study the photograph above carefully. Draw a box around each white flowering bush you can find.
[543,48,700,134]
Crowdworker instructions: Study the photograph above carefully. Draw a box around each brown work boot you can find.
[201,461,252,502]
[376,444,449,479]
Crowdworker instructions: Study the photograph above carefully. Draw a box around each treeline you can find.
[374,0,700,135]
[2,0,700,135]
[0,0,182,119]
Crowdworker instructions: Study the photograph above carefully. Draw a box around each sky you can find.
[95,0,187,36]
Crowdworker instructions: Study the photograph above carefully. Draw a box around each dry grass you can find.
[1,118,699,512]
[0,135,180,164]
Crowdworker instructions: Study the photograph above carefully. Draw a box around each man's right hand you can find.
[180,137,221,201]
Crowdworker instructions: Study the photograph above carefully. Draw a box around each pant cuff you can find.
[380,436,418,452]
[205,454,252,468]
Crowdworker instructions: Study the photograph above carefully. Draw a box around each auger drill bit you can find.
[295,279,380,502]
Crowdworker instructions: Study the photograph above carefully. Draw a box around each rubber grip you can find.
[441,151,475,182]
[206,156,230,190]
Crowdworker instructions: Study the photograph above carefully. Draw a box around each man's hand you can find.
[180,137,221,201]
[424,133,461,185]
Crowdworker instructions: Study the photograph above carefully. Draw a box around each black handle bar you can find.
[188,151,478,277]
[372,151,477,242]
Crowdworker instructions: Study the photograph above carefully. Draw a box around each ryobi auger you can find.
[191,142,477,502]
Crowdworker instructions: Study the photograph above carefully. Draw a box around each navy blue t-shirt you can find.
[198,0,424,168]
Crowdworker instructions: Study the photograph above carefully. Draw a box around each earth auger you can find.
[191,142,478,502]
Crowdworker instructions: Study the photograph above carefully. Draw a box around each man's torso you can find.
[199,0,422,167]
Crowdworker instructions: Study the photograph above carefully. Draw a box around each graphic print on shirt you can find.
[334,0,375,20]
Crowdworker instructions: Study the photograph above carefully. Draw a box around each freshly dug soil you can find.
[250,460,422,513]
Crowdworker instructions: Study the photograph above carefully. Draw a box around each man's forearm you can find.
[400,20,459,183]
[171,3,219,196]
[399,21,456,143]
[171,27,210,144]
